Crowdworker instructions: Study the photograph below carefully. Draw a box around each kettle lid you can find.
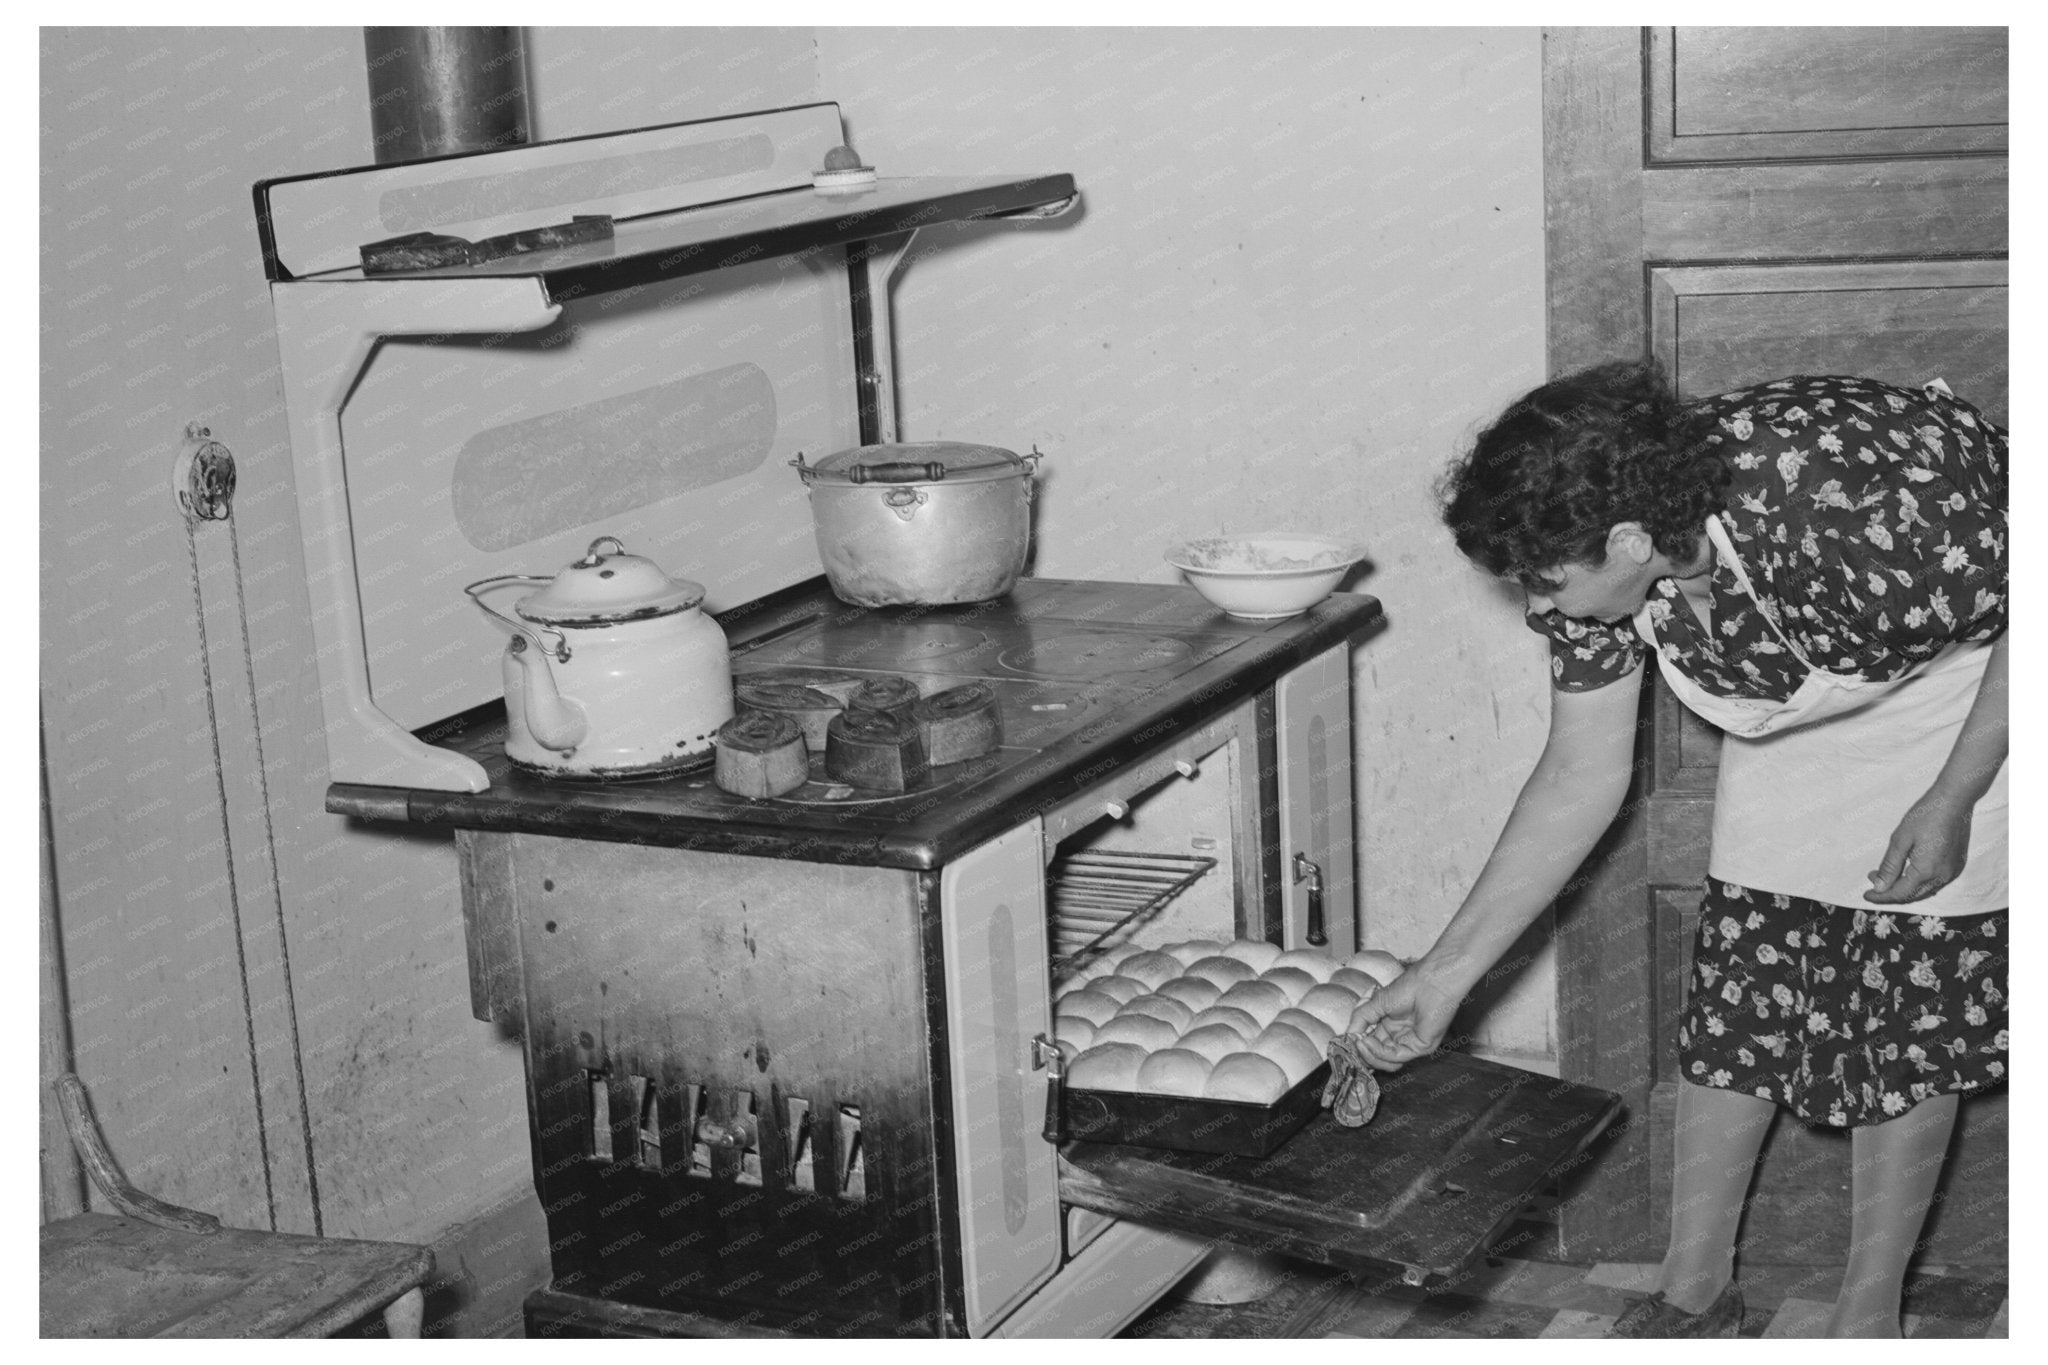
[517,537,705,625]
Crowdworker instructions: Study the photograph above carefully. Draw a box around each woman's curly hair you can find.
[1439,360,1728,591]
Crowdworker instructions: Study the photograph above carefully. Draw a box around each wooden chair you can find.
[39,1074,434,1338]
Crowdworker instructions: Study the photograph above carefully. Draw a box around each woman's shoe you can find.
[1605,1281,1744,1338]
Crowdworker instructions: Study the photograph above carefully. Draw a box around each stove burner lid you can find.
[889,623,992,660]
[998,633,1194,678]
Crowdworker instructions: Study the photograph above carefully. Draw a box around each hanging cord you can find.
[177,429,324,1236]
[224,513,324,1237]
[180,519,279,1232]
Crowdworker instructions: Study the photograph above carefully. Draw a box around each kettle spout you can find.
[502,636,589,754]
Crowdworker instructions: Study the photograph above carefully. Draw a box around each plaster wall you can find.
[39,25,820,1252]
[815,27,1558,1055]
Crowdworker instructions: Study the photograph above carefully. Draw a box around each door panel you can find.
[1545,25,2008,1264]
[1648,27,2008,162]
[1657,690,1724,793]
[1642,161,2008,259]
[1650,261,2009,422]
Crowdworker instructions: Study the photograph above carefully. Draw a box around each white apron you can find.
[1634,515,2007,916]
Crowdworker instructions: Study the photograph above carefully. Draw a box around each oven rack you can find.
[1047,849,1218,980]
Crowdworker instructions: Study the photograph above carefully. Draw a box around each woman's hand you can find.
[1865,788,1974,904]
[1344,967,1466,1071]
[1867,633,2006,906]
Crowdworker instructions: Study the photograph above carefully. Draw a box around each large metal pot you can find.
[793,442,1041,607]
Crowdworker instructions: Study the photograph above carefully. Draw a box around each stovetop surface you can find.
[335,577,1381,868]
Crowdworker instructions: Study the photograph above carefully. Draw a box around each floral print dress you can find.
[1682,879,2005,1126]
[1529,375,2007,700]
[1527,376,2010,1127]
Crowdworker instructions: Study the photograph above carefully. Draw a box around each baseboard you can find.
[415,1183,552,1338]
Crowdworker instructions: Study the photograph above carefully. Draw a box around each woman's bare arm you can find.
[1352,663,1643,1068]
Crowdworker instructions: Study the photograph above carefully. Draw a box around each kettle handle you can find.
[465,575,570,662]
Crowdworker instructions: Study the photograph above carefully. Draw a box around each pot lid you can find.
[517,536,705,625]
[797,441,1038,486]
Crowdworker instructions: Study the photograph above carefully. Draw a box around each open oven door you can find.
[938,821,1062,1334]
[1057,1050,1620,1288]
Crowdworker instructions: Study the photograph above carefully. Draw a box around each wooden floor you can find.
[1123,1252,2010,1339]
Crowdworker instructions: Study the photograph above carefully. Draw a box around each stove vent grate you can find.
[1047,849,1217,979]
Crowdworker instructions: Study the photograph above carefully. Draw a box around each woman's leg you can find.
[1655,1079,1777,1312]
[1828,1092,1960,1338]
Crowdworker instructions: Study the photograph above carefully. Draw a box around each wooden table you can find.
[40,1213,433,1338]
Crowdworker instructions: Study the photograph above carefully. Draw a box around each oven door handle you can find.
[1032,1032,1065,1145]
[1294,852,1328,947]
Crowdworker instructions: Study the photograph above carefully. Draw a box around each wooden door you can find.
[1545,27,2008,1264]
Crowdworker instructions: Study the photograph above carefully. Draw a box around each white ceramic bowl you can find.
[1163,533,1364,620]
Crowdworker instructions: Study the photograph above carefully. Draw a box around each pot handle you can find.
[848,461,947,484]
[792,451,939,484]
[789,447,1045,487]
[465,575,570,662]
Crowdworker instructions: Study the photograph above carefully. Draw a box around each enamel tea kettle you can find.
[465,536,733,779]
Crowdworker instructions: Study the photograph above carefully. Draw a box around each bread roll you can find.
[1092,942,1143,969]
[1204,1052,1289,1104]
[823,707,928,791]
[1274,1007,1335,1052]
[847,675,921,716]
[1067,1042,1147,1092]
[733,680,841,753]
[1135,1048,1214,1098]
[1186,1005,1262,1041]
[1156,976,1222,1013]
[1215,980,1289,1028]
[1220,938,1283,973]
[1174,1023,1247,1064]
[1252,1023,1323,1085]
[711,712,808,798]
[1345,949,1407,986]
[1053,1015,1097,1051]
[1184,955,1257,991]
[909,682,1001,764]
[1092,1013,1179,1052]
[1258,966,1317,1005]
[1055,990,1121,1028]
[1298,983,1362,1035]
[1085,974,1146,1005]
[1117,994,1195,1033]
[1163,938,1226,967]
[1329,967,1381,1000]
[1272,948,1338,983]
[1115,950,1185,991]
